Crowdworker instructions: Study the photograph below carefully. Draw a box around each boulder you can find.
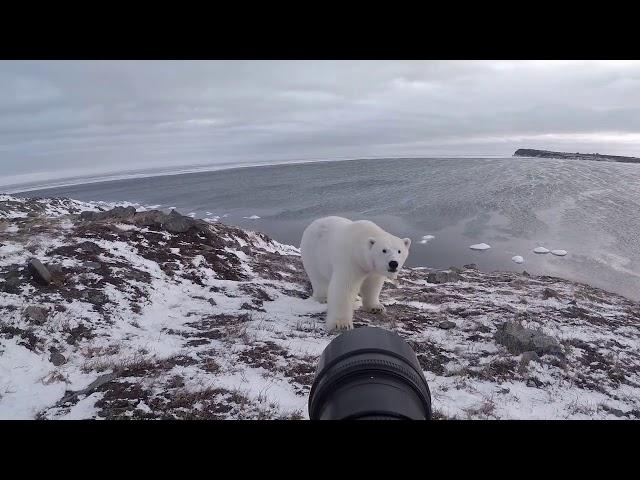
[132,209,168,228]
[81,289,108,305]
[520,351,540,366]
[1,270,24,293]
[427,270,461,284]
[494,321,563,357]
[438,320,457,330]
[49,352,67,366]
[27,258,52,285]
[542,288,560,300]
[76,241,102,254]
[80,206,137,222]
[164,210,196,233]
[22,305,48,325]
[463,263,479,270]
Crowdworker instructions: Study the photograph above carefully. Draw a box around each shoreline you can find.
[1,195,639,419]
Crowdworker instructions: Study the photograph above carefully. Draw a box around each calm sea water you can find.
[17,157,640,301]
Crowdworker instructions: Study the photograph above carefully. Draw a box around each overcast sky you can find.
[2,60,640,189]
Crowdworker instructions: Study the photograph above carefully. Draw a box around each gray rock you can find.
[77,241,102,254]
[1,270,23,293]
[542,287,560,300]
[58,372,119,405]
[132,209,167,227]
[532,335,563,356]
[601,405,627,418]
[164,210,196,233]
[522,271,530,277]
[83,261,102,269]
[438,320,457,330]
[49,352,66,366]
[427,270,461,284]
[22,305,48,325]
[520,351,540,365]
[81,289,108,305]
[463,263,478,270]
[526,377,544,388]
[27,258,52,285]
[495,321,563,357]
[163,262,180,271]
[80,206,137,222]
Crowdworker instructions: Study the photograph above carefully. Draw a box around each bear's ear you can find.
[403,238,411,248]
[368,237,376,249]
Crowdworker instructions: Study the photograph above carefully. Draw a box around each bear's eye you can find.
[398,250,401,254]
[382,249,387,254]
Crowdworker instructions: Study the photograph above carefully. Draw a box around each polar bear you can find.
[300,216,411,331]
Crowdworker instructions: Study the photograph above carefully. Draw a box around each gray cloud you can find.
[2,60,640,188]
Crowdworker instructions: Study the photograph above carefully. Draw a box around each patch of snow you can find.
[58,392,104,420]
[113,223,138,231]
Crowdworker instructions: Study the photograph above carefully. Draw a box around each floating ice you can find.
[470,243,491,251]
[419,235,435,244]
[551,249,567,256]
[533,247,550,254]
[243,215,261,220]
[512,255,524,264]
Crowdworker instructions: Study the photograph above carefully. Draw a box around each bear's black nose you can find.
[389,261,399,270]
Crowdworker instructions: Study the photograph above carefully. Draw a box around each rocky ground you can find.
[1,194,639,420]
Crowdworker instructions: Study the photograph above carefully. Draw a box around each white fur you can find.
[300,216,411,331]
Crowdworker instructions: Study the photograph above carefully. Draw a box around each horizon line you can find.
[3,154,517,195]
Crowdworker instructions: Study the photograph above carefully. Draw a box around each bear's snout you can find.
[388,260,399,272]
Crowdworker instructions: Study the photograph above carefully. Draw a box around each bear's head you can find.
[367,236,411,279]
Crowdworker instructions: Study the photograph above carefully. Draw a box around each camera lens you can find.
[308,327,432,420]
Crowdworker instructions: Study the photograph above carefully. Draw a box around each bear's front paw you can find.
[365,303,386,314]
[327,318,354,331]
[335,321,354,331]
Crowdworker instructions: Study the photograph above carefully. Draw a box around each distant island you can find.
[514,149,640,164]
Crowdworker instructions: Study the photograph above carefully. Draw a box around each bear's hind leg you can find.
[302,254,329,303]
[311,280,328,304]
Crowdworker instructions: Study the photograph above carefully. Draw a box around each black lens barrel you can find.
[308,327,432,420]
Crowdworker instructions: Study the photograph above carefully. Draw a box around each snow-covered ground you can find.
[1,195,639,419]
